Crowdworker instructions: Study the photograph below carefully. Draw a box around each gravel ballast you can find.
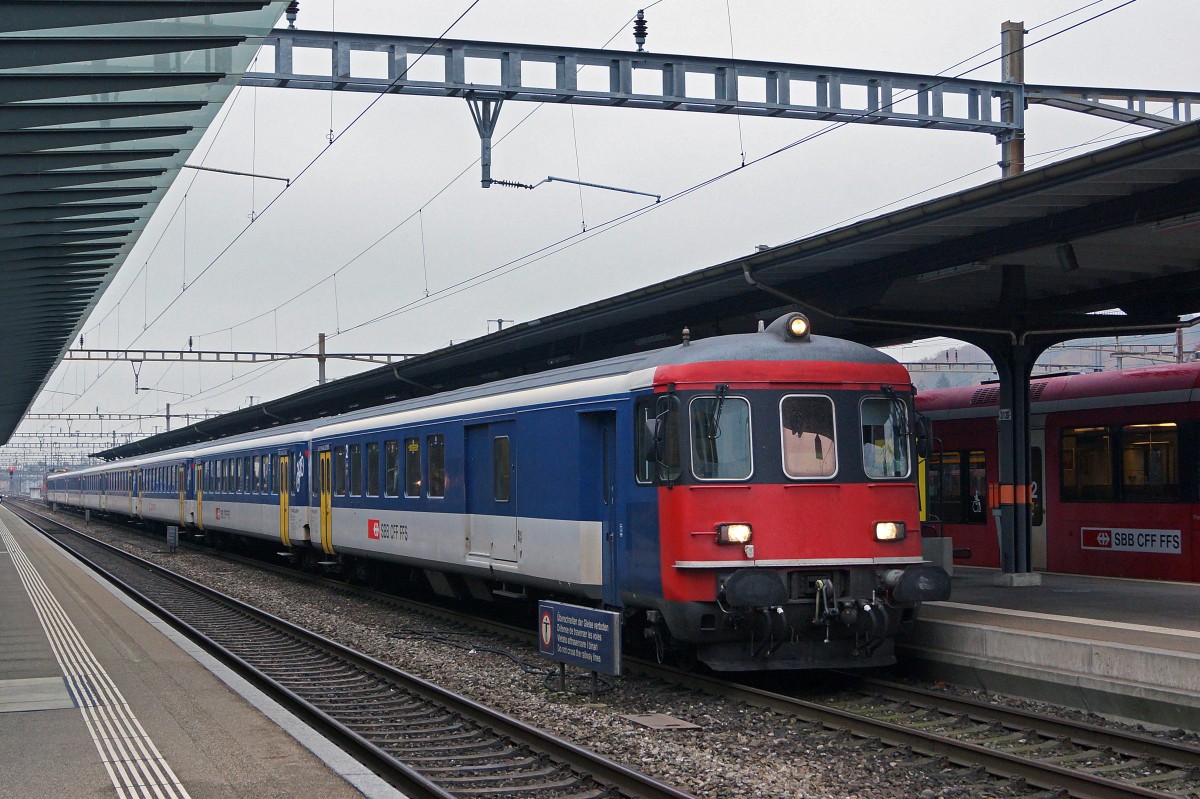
[36,507,1193,799]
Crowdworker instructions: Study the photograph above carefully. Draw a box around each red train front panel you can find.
[636,345,948,671]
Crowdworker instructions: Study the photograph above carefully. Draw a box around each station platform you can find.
[0,504,403,799]
[899,566,1200,732]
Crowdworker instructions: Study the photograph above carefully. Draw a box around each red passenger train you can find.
[917,363,1200,581]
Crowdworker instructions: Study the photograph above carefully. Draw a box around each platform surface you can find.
[0,505,403,799]
[902,566,1200,731]
[939,566,1200,632]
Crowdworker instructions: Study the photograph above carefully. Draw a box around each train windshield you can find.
[861,396,911,479]
[689,394,752,480]
[780,395,837,478]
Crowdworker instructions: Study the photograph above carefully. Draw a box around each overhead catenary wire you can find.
[569,107,587,231]
[187,3,660,342]
[251,54,258,221]
[327,0,1147,342]
[76,83,250,346]
[328,0,336,144]
[45,0,485,419]
[87,4,676,421]
[725,0,746,167]
[46,0,1147,427]
[419,209,430,297]
[126,0,484,344]
[798,123,1157,242]
[81,0,1149,424]
[88,4,680,421]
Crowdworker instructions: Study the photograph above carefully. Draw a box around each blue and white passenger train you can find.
[47,314,949,670]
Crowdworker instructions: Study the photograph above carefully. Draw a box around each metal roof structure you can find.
[100,118,1200,459]
[0,0,288,444]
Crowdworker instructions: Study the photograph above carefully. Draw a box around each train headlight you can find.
[716,523,753,544]
[874,521,906,541]
[785,313,811,340]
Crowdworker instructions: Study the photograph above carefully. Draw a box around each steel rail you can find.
[8,503,696,799]
[650,668,1186,799]
[9,505,453,799]
[853,677,1200,769]
[23,500,1194,799]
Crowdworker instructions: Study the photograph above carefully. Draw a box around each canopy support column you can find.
[985,343,1041,585]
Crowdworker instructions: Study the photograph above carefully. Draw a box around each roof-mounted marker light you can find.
[786,313,811,340]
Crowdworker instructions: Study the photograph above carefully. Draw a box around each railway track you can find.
[8,503,695,799]
[648,661,1200,798]
[840,678,1200,789]
[765,675,1200,799]
[21,501,1200,799]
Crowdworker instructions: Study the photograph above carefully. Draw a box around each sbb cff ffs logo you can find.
[1081,526,1181,554]
[367,519,408,541]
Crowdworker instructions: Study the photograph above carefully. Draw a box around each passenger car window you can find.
[405,437,421,497]
[384,440,400,497]
[690,394,752,480]
[366,442,380,496]
[334,447,347,496]
[1061,426,1112,501]
[427,434,446,498]
[349,443,363,495]
[927,450,987,523]
[493,436,511,501]
[1121,423,1179,501]
[861,396,911,479]
[780,395,837,478]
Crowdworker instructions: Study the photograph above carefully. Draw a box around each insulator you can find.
[633,10,647,51]
[286,0,299,29]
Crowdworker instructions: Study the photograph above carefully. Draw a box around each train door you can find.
[278,453,291,547]
[465,421,518,564]
[178,464,186,527]
[134,467,141,517]
[1029,426,1047,570]
[100,472,107,513]
[196,463,204,532]
[318,449,333,555]
[581,411,620,606]
[292,449,310,543]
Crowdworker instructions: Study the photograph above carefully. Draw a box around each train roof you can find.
[55,318,907,476]
[306,319,908,438]
[916,362,1200,415]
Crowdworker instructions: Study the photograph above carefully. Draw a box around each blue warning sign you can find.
[537,600,621,676]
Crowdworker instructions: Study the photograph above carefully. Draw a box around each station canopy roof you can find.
[0,0,288,444]
[99,117,1200,460]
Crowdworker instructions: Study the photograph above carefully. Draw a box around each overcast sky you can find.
[19,0,1200,447]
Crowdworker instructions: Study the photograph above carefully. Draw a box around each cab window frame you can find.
[779,393,838,480]
[860,395,912,480]
[688,393,754,482]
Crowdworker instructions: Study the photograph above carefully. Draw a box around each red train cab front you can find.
[633,314,950,670]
